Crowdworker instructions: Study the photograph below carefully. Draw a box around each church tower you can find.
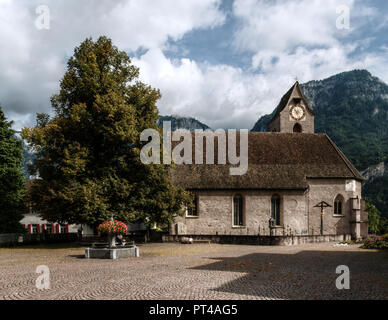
[268,81,315,133]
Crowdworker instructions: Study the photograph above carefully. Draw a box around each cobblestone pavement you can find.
[0,243,387,300]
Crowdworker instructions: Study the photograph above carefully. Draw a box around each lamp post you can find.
[313,201,332,236]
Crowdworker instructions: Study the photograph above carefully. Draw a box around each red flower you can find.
[97,220,128,235]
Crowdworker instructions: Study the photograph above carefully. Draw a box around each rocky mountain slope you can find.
[157,115,210,131]
[361,161,388,183]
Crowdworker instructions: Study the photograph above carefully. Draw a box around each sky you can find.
[1,0,388,130]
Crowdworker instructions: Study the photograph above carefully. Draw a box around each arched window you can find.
[186,195,198,217]
[271,195,281,226]
[334,195,344,215]
[233,195,244,226]
[293,123,302,133]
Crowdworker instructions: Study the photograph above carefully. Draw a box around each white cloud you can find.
[133,48,279,129]
[233,0,354,52]
[0,0,225,129]
[231,0,386,83]
[0,0,387,132]
[131,0,388,130]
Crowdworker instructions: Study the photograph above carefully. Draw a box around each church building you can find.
[168,82,368,244]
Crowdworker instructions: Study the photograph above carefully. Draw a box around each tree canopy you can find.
[0,106,25,233]
[22,36,191,228]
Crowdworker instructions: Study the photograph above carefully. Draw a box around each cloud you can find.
[0,0,225,129]
[131,0,388,130]
[231,0,386,81]
[133,48,277,129]
[0,0,387,132]
[233,0,354,52]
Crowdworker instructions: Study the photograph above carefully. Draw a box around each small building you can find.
[169,82,368,243]
[20,180,79,235]
[20,204,79,235]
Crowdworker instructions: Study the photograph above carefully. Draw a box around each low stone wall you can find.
[0,233,79,246]
[162,234,352,246]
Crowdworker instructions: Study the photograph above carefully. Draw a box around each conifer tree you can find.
[0,107,25,233]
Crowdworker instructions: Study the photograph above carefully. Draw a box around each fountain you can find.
[85,218,139,259]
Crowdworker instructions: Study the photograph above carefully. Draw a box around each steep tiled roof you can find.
[169,132,363,190]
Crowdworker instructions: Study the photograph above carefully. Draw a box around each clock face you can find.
[290,105,305,121]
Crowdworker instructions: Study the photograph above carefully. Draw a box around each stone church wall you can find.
[306,178,363,237]
[171,190,308,236]
[171,179,364,238]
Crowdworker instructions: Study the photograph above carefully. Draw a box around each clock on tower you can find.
[289,105,306,121]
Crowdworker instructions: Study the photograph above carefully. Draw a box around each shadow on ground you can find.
[191,249,388,300]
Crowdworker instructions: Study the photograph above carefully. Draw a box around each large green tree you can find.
[22,36,191,228]
[0,106,25,233]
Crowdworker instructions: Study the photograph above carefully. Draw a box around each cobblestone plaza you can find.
[0,243,387,300]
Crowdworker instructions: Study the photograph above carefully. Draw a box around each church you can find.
[168,82,368,244]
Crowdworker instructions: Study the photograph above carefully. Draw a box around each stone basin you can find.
[85,245,140,259]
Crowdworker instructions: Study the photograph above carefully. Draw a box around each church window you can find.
[334,195,344,215]
[186,196,199,217]
[233,195,244,226]
[271,195,281,226]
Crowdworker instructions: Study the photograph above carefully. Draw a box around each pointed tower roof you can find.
[269,81,315,123]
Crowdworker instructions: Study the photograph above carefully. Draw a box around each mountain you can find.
[361,161,388,184]
[363,176,388,217]
[251,69,388,216]
[157,115,210,131]
[361,161,388,216]
[13,135,36,180]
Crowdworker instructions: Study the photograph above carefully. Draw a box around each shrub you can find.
[361,234,388,249]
